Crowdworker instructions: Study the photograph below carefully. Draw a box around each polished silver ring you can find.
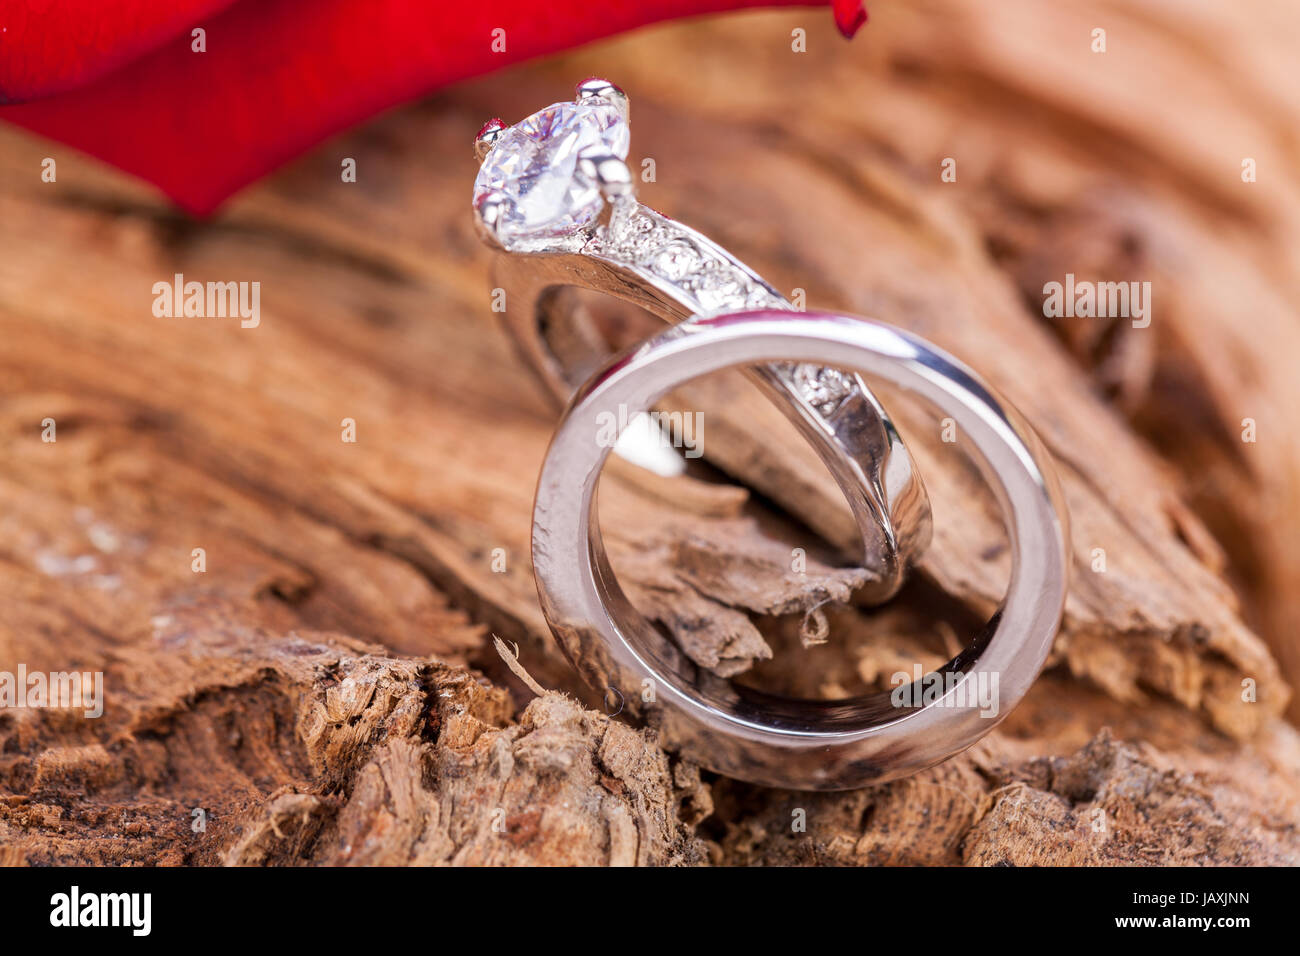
[473,78,930,602]
[532,309,1070,790]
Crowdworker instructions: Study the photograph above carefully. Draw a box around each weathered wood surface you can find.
[2,1,1299,865]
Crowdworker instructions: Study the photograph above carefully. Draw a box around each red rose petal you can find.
[0,0,864,213]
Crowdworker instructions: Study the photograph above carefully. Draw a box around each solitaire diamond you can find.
[474,101,630,243]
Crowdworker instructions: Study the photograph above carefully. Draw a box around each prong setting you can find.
[474,118,508,161]
[574,77,629,122]
[473,190,510,250]
[577,147,635,203]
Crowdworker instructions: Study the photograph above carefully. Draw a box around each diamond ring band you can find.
[471,81,1070,788]
[474,78,931,602]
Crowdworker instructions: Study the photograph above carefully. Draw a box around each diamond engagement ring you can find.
[531,310,1070,790]
[473,79,931,602]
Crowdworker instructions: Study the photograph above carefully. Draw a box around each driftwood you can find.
[2,1,1299,865]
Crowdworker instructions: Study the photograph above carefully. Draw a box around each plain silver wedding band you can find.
[531,309,1070,790]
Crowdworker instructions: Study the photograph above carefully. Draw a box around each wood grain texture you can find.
[1,0,1298,865]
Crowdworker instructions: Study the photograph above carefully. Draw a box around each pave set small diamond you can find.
[590,206,857,416]
[590,207,782,313]
[475,97,858,417]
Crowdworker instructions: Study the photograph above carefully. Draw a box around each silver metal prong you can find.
[473,190,511,251]
[475,118,508,161]
[578,147,635,203]
[574,77,629,122]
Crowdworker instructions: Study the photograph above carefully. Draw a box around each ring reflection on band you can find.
[531,309,1070,791]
